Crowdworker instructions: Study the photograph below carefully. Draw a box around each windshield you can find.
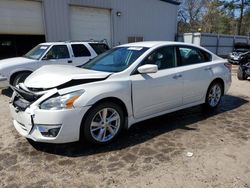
[82,47,148,72]
[24,45,50,60]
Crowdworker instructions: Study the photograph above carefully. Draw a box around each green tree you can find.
[177,0,205,33]
[202,0,233,34]
[241,9,250,35]
[221,0,250,35]
[178,0,250,35]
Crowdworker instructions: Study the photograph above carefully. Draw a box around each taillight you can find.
[224,63,232,72]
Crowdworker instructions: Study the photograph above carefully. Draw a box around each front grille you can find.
[28,87,47,92]
[11,86,40,102]
[11,86,42,111]
[13,97,31,111]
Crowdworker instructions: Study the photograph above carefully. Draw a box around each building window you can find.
[128,36,144,43]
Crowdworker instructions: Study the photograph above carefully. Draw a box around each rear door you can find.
[70,44,94,66]
[176,46,214,105]
[131,46,183,119]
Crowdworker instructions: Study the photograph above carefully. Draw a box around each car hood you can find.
[0,57,36,69]
[24,65,112,89]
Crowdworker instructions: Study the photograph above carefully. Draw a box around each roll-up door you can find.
[70,6,111,45]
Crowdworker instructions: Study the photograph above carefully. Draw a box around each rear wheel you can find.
[237,66,247,80]
[204,82,223,110]
[81,102,125,145]
[12,72,31,86]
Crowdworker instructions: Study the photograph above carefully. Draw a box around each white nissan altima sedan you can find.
[9,41,232,144]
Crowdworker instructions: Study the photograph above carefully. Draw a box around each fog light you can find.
[37,125,61,137]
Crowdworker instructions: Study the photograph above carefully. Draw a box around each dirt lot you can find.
[0,75,250,188]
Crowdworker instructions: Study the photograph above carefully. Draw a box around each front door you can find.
[42,44,73,66]
[131,46,183,119]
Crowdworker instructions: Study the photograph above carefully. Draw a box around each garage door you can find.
[0,0,44,35]
[70,6,111,45]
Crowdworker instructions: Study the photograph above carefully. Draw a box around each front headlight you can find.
[40,90,84,110]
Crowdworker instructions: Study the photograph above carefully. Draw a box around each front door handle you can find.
[68,60,73,63]
[173,74,182,79]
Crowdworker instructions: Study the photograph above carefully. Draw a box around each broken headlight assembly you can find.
[40,90,84,110]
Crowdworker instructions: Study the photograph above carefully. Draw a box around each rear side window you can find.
[200,50,212,62]
[89,43,110,55]
[178,46,212,66]
[71,44,91,57]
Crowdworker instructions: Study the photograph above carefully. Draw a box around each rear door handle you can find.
[204,67,212,71]
[68,60,73,63]
[173,74,182,79]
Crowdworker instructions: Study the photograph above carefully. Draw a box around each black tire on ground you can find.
[12,72,31,86]
[237,66,247,80]
[81,102,125,145]
[203,81,223,110]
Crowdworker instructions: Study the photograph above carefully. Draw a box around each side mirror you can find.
[137,64,158,74]
[42,54,53,60]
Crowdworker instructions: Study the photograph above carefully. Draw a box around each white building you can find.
[0,0,179,59]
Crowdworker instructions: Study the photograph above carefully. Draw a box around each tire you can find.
[204,81,223,110]
[12,72,31,87]
[81,102,125,145]
[237,66,247,80]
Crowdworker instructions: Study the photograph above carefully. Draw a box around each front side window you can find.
[71,44,91,57]
[82,47,148,73]
[24,45,50,60]
[44,45,70,60]
[178,46,211,66]
[141,46,176,70]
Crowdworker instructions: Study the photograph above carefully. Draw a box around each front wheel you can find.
[81,102,125,145]
[12,72,31,87]
[204,82,223,110]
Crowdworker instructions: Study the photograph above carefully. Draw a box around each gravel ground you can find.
[0,75,249,188]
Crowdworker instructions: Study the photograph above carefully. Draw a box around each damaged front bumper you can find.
[9,86,90,143]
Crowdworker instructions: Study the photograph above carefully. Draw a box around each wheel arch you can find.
[79,97,129,140]
[90,97,128,117]
[208,78,225,95]
[9,70,33,85]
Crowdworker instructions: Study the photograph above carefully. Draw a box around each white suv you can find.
[0,41,109,87]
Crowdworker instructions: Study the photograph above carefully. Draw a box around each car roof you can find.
[39,41,106,45]
[119,41,203,48]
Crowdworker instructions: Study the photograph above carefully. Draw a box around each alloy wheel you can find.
[90,108,121,143]
[208,84,222,107]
